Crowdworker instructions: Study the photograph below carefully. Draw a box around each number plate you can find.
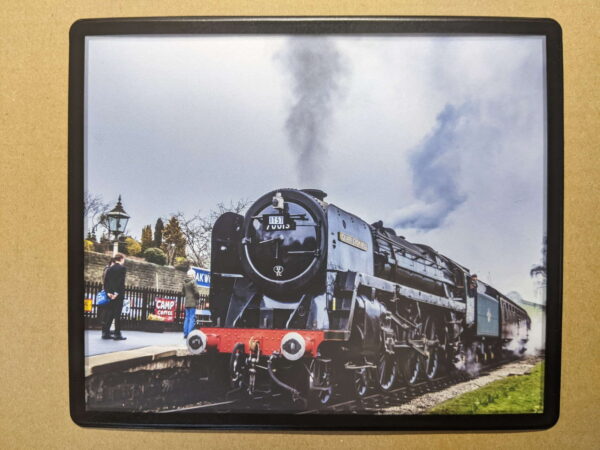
[264,215,296,231]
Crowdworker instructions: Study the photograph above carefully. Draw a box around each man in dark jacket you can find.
[103,253,127,340]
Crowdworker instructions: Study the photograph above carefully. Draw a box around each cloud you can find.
[390,103,472,230]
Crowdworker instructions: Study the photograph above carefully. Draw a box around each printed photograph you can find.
[82,33,548,415]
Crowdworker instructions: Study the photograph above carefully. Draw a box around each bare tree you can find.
[84,192,110,240]
[175,199,250,268]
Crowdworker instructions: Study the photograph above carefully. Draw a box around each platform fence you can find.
[83,280,209,332]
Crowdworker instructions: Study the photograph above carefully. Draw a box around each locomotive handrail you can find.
[377,248,457,287]
[336,270,467,313]
[212,272,244,278]
[373,232,430,259]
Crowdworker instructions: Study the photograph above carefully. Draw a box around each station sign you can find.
[191,266,211,288]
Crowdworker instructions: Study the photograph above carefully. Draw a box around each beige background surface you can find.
[1,1,598,448]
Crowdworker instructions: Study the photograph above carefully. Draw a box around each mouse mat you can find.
[68,16,563,430]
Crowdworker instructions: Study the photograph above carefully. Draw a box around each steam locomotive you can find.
[186,188,530,405]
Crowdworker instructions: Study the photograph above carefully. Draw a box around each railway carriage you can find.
[186,188,530,405]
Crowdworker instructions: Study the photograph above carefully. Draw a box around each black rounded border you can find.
[68,16,563,430]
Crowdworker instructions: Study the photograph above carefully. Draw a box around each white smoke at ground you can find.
[526,311,546,356]
[504,323,525,356]
[503,320,545,357]
[279,37,348,187]
[505,292,546,356]
[464,361,482,378]
[453,345,482,377]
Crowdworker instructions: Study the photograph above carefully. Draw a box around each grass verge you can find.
[428,361,544,414]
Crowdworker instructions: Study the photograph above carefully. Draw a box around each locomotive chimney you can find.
[272,192,285,210]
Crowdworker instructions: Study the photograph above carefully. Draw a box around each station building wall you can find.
[84,251,187,291]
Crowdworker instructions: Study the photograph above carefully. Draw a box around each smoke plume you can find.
[280,38,346,186]
[391,103,473,230]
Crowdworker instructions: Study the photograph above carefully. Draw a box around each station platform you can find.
[84,330,190,377]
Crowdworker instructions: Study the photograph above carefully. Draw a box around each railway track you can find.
[160,356,524,414]
[302,356,531,414]
[299,370,472,415]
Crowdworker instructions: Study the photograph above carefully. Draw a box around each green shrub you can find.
[143,247,167,265]
[174,256,190,271]
[84,240,94,252]
[124,237,142,256]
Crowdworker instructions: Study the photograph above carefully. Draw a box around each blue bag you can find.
[96,290,109,305]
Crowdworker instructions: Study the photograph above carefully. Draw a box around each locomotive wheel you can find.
[229,343,247,390]
[486,343,498,361]
[308,359,334,405]
[353,368,370,398]
[377,353,398,391]
[403,350,422,385]
[402,303,424,385]
[424,317,443,380]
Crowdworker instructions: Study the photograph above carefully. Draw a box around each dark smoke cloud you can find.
[391,103,473,230]
[280,38,346,186]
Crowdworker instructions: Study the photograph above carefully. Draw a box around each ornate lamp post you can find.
[106,195,130,256]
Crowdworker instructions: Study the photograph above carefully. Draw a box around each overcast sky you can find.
[85,34,546,301]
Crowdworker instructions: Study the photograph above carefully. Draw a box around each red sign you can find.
[154,297,177,322]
